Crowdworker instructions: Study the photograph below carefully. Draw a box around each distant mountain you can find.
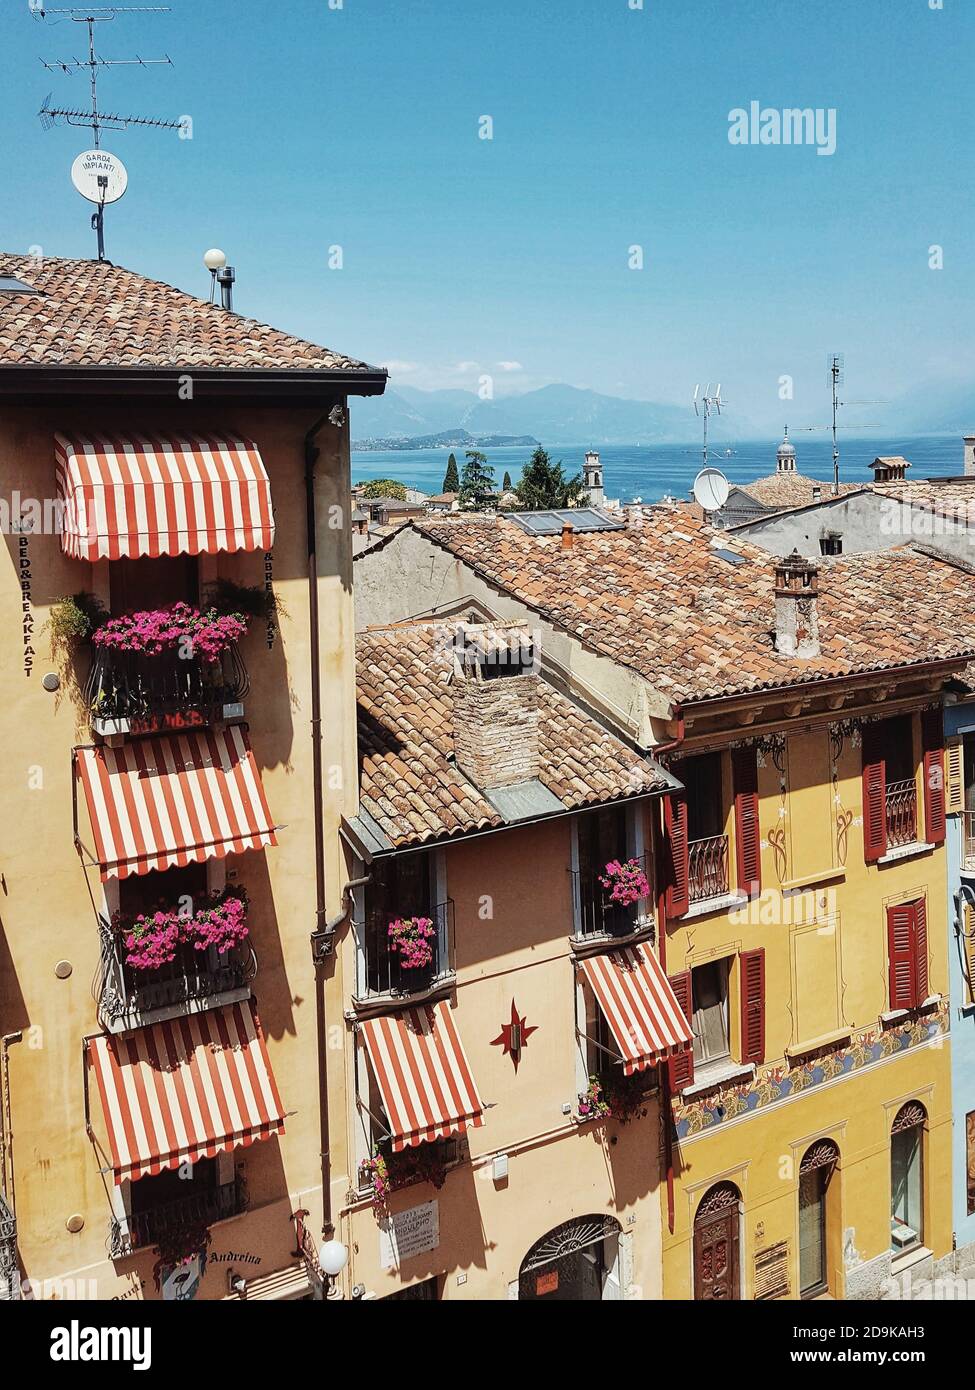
[352,429,540,452]
[882,380,975,436]
[351,382,747,446]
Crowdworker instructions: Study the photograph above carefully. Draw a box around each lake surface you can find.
[352,435,965,504]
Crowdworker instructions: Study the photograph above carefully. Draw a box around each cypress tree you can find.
[442,453,460,493]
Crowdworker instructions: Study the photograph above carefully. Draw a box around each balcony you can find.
[964,812,975,874]
[0,1192,17,1301]
[85,642,248,737]
[688,834,730,905]
[885,779,918,850]
[97,917,256,1033]
[110,1173,245,1260]
[572,855,650,940]
[355,900,454,1001]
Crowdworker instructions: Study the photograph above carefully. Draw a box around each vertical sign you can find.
[19,530,34,677]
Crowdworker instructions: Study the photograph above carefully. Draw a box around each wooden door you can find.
[693,1201,740,1300]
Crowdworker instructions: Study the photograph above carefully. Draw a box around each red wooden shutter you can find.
[913,898,929,1004]
[921,708,946,847]
[739,948,766,1065]
[667,970,694,1091]
[862,723,887,863]
[732,746,761,897]
[887,902,918,1011]
[664,792,690,918]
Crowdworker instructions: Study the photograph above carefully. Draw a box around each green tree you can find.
[442,454,460,493]
[514,447,586,511]
[359,478,407,501]
[502,470,513,491]
[459,450,496,506]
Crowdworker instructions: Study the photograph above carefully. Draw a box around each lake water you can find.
[352,435,965,504]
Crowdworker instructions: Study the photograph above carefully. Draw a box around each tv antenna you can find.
[33,4,180,261]
[792,354,882,495]
[693,383,725,467]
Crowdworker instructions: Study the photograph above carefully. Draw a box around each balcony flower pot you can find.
[598,858,650,909]
[600,1071,651,1125]
[92,602,249,662]
[117,888,250,972]
[152,1219,212,1293]
[360,1142,448,1212]
[575,1076,612,1124]
[387,915,436,971]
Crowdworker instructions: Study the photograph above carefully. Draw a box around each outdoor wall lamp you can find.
[319,1239,349,1298]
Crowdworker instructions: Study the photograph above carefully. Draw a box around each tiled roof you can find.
[872,477,975,524]
[356,623,670,851]
[376,512,975,706]
[739,471,861,508]
[0,253,378,373]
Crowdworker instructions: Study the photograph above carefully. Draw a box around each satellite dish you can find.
[692,466,730,512]
[71,149,128,205]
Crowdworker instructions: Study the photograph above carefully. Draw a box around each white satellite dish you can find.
[692,466,730,512]
[71,149,128,205]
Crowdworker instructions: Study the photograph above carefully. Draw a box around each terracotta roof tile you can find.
[0,253,379,373]
[373,512,975,706]
[356,623,669,851]
[739,471,860,508]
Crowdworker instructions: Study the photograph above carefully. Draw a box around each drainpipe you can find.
[652,709,685,1237]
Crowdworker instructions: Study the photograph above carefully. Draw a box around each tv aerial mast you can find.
[693,383,725,468]
[793,354,882,495]
[33,3,181,261]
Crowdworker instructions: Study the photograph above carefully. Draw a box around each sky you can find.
[2,0,973,432]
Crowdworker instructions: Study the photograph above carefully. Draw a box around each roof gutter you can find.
[0,365,388,398]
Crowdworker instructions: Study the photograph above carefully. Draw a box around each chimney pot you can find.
[451,621,540,789]
[561,520,575,551]
[774,549,821,659]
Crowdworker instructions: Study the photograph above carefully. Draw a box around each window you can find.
[123,1153,242,1254]
[863,715,926,860]
[798,1140,838,1298]
[819,534,843,556]
[683,752,730,905]
[886,898,929,1012]
[967,1112,975,1217]
[691,960,730,1069]
[109,553,199,614]
[360,851,450,996]
[890,1102,926,1253]
[574,804,646,937]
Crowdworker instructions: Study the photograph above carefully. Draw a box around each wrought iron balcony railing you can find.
[963,811,975,872]
[688,833,730,904]
[571,855,650,939]
[97,918,256,1030]
[355,900,454,999]
[885,779,918,850]
[110,1174,246,1259]
[0,1192,17,1301]
[85,642,248,733]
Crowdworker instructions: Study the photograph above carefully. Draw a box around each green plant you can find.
[359,478,407,501]
[442,454,460,493]
[514,447,586,511]
[204,578,286,625]
[48,592,106,648]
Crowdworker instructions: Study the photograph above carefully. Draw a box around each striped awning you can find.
[75,725,277,880]
[360,1001,484,1152]
[579,944,693,1075]
[55,432,275,560]
[87,1002,285,1184]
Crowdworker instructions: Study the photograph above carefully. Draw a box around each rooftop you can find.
[871,475,975,523]
[738,472,861,509]
[363,512,975,707]
[354,622,672,852]
[0,252,382,377]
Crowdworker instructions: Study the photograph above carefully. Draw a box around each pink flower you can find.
[598,857,650,908]
[387,916,436,970]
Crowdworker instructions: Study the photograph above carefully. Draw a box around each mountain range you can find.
[351,383,747,447]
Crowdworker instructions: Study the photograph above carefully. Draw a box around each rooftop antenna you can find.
[33,4,180,261]
[693,383,725,467]
[793,355,882,496]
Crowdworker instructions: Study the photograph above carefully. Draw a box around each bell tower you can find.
[583,450,604,506]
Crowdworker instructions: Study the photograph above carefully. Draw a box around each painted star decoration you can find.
[491,1000,537,1071]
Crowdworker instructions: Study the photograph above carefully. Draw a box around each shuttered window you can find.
[862,723,887,863]
[963,903,975,1006]
[946,736,965,815]
[886,899,929,1012]
[664,792,690,918]
[921,708,946,846]
[740,948,766,1065]
[732,746,761,896]
[667,970,694,1090]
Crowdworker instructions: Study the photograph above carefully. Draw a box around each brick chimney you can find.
[561,520,575,551]
[964,435,975,476]
[774,550,820,659]
[452,621,539,788]
[869,456,911,483]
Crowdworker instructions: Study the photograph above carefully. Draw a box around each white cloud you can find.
[496,360,523,372]
[380,359,420,374]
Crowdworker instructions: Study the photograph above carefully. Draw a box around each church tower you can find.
[776,426,797,474]
[583,450,604,506]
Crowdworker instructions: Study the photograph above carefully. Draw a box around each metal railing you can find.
[688,834,730,904]
[84,642,248,729]
[963,811,975,871]
[97,918,256,1028]
[0,1192,17,1301]
[109,1174,245,1259]
[571,855,649,938]
[885,779,918,849]
[356,900,454,998]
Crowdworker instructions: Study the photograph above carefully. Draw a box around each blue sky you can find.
[2,0,972,430]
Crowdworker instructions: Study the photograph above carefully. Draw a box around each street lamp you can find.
[319,1239,349,1298]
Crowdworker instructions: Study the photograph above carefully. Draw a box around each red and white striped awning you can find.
[87,1002,285,1184]
[360,1001,484,1152]
[75,725,277,880]
[55,432,275,560]
[579,944,693,1075]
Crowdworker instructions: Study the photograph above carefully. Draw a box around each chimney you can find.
[561,520,575,551]
[774,550,820,659]
[869,456,911,483]
[964,435,975,476]
[452,622,539,789]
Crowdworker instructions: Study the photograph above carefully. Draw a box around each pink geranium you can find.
[598,858,650,908]
[117,890,249,971]
[387,916,436,970]
[92,602,248,661]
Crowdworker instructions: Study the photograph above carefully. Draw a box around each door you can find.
[799,1168,828,1296]
[519,1216,621,1301]
[693,1187,741,1300]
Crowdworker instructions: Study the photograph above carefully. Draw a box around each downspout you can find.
[653,709,685,1237]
